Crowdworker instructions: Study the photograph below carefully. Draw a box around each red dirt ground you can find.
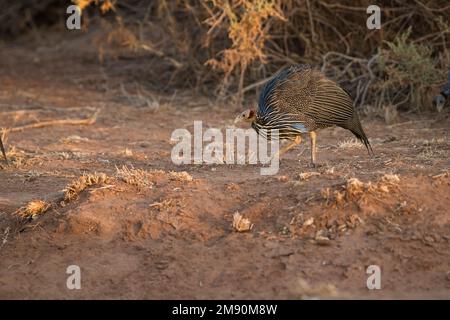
[0,36,449,299]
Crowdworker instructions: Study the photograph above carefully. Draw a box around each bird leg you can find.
[309,131,317,166]
[272,135,302,161]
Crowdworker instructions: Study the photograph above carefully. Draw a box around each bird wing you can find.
[260,65,355,127]
[258,65,316,122]
[305,76,356,126]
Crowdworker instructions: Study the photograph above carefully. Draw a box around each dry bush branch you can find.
[2,1,449,112]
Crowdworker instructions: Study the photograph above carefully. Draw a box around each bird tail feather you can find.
[349,122,374,156]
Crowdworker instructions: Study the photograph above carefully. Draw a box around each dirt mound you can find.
[23,168,235,243]
[289,173,450,243]
[18,170,448,247]
[3,169,449,299]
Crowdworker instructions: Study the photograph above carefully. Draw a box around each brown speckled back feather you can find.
[257,64,373,154]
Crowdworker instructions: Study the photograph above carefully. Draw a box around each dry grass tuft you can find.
[323,174,401,207]
[299,171,321,181]
[432,171,449,180]
[115,165,157,188]
[116,166,194,188]
[0,145,28,168]
[15,200,51,220]
[345,178,367,198]
[418,145,446,160]
[168,171,193,182]
[123,148,133,157]
[337,139,363,150]
[418,137,446,146]
[381,173,400,184]
[61,135,90,144]
[293,279,339,300]
[63,172,110,202]
[232,212,253,232]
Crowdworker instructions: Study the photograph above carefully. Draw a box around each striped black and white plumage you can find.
[434,69,450,112]
[234,64,373,165]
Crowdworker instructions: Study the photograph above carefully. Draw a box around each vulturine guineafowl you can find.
[0,136,7,164]
[433,68,450,113]
[234,64,373,166]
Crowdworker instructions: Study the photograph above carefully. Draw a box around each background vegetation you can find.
[1,0,449,117]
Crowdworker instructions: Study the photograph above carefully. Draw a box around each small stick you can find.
[242,76,272,94]
[387,119,435,128]
[0,135,7,164]
[7,109,100,133]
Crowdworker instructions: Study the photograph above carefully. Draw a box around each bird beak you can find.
[233,116,241,125]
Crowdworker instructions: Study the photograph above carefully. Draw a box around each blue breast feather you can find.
[291,123,309,133]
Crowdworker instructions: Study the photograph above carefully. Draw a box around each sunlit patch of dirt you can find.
[289,174,450,245]
[0,44,449,299]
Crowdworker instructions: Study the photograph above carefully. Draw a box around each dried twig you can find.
[6,109,100,133]
[0,135,7,164]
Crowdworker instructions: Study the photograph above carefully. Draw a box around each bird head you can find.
[234,109,256,125]
[433,94,446,113]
